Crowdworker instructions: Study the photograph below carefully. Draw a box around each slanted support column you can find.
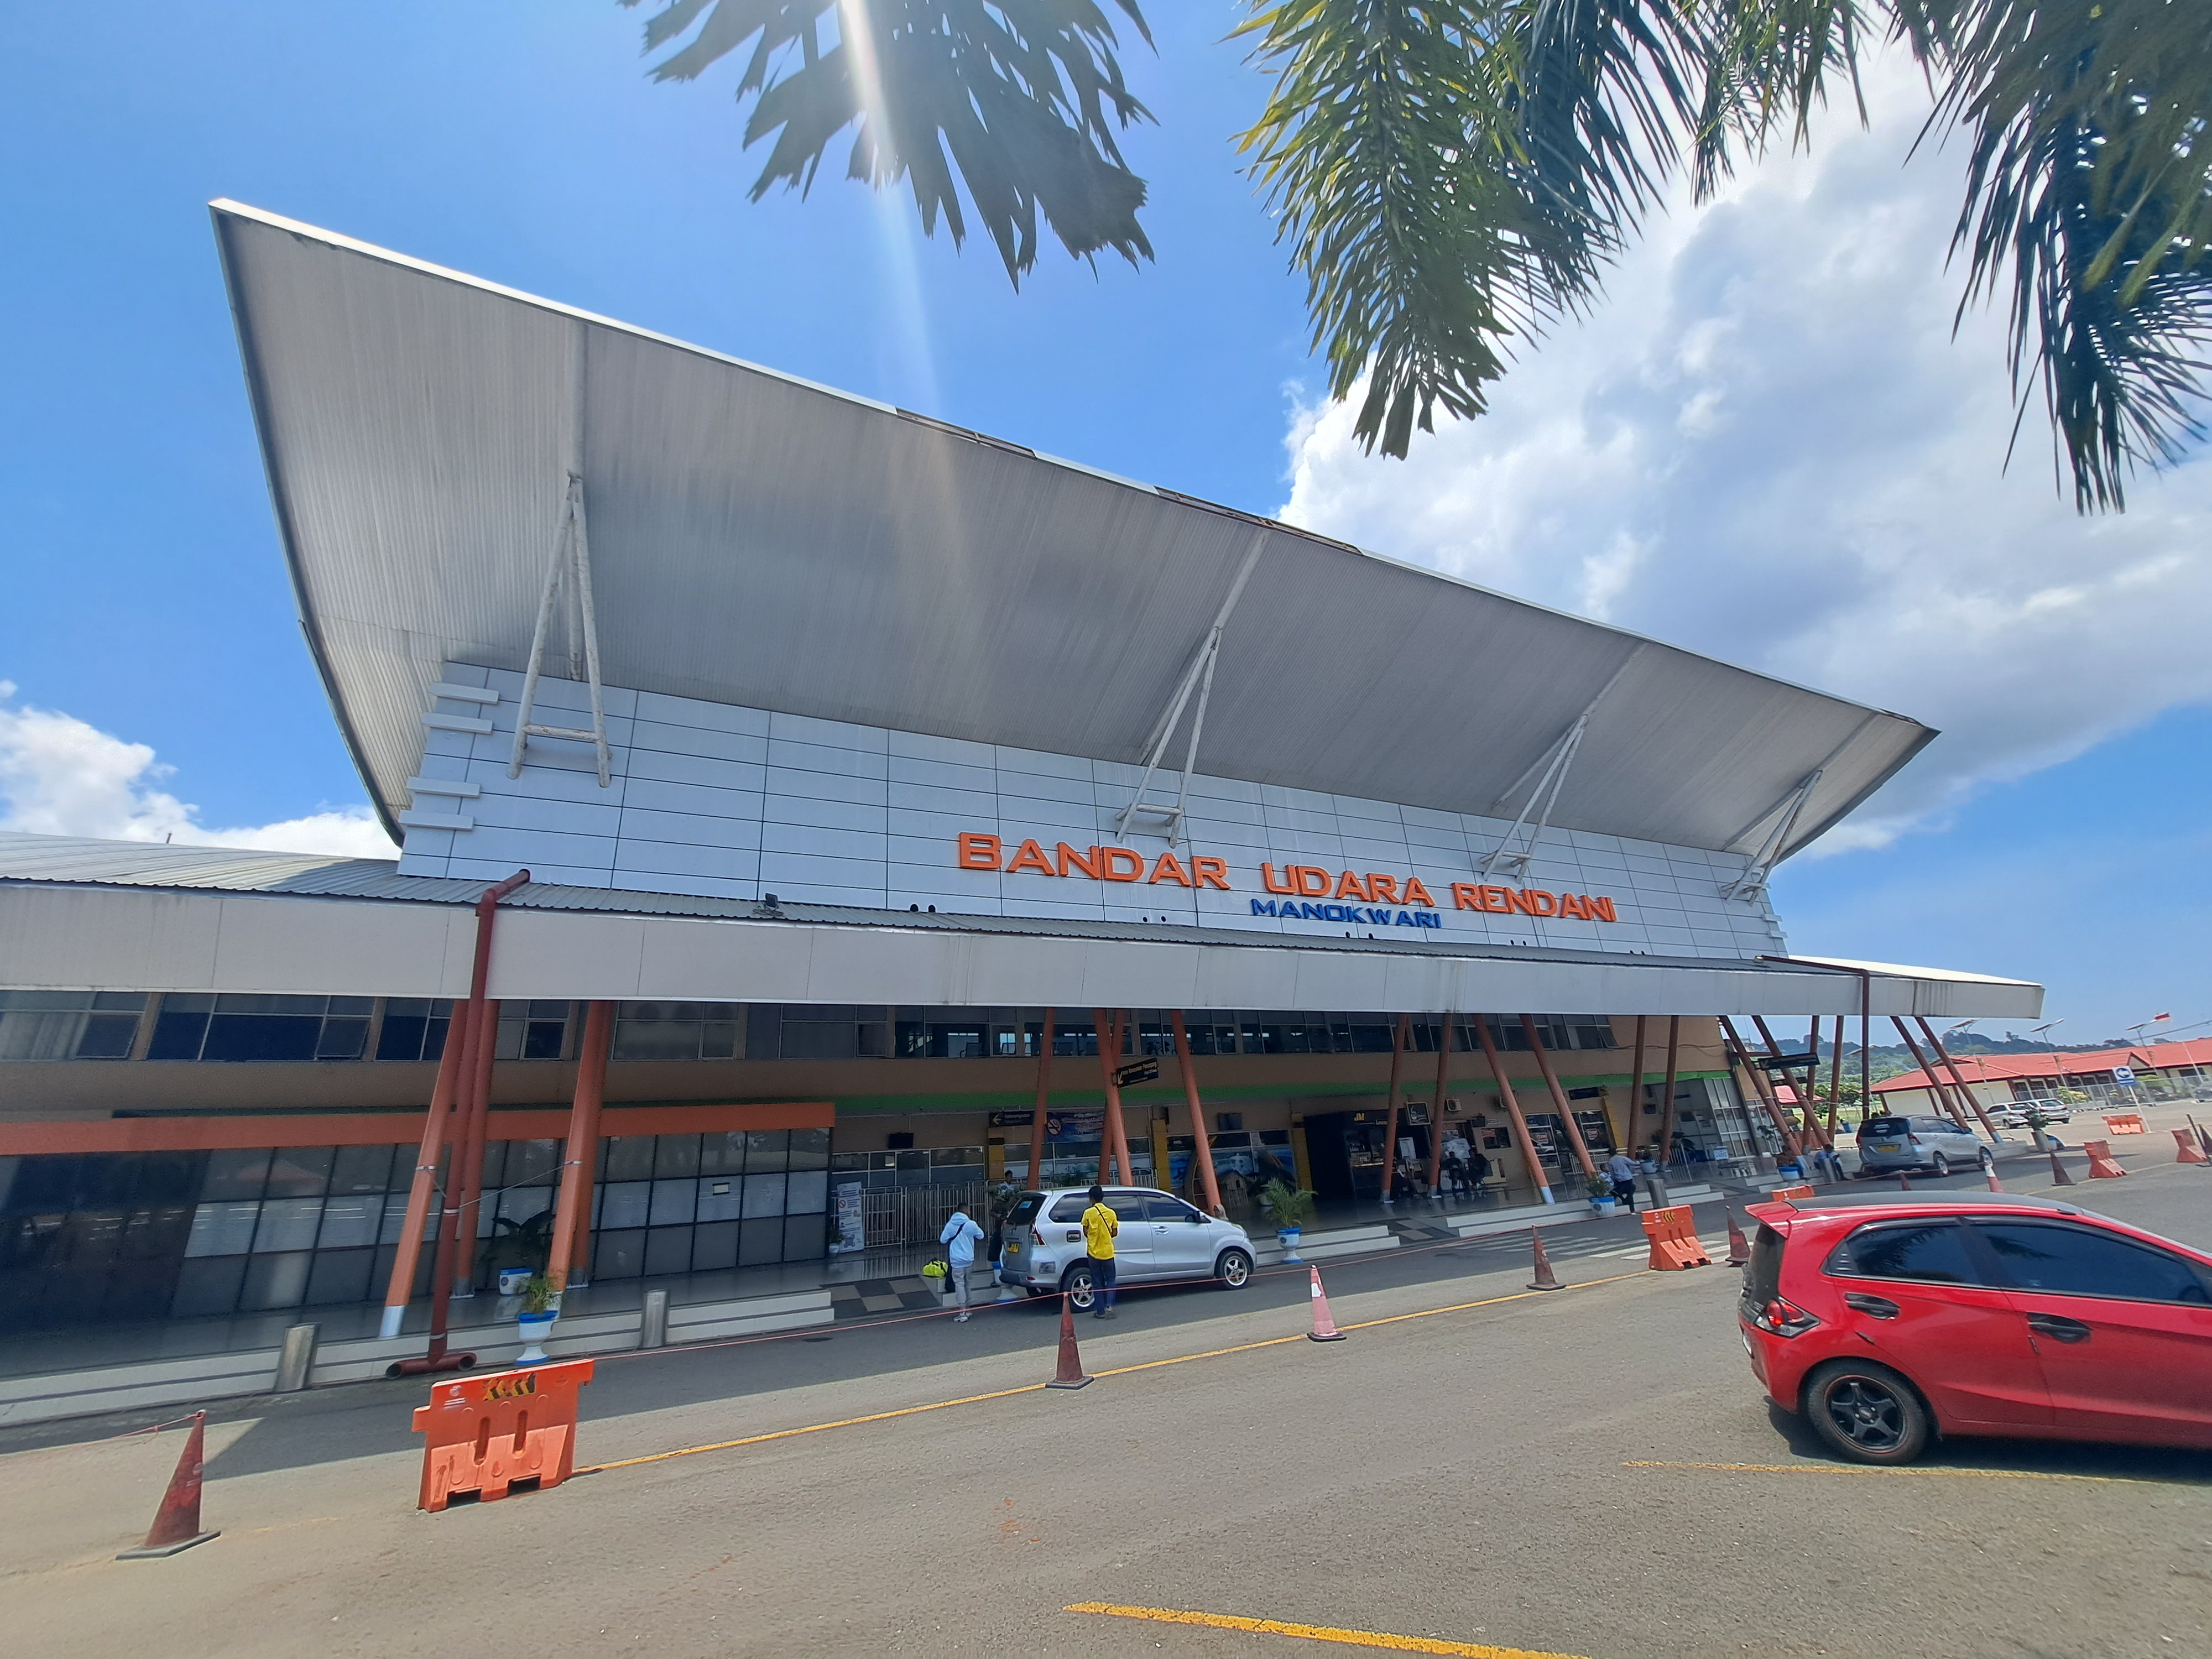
[1093,1010,1134,1184]
[1918,1018,2007,1142]
[1474,1014,1553,1204]
[1753,1015,1829,1149]
[1621,1015,1648,1156]
[378,1014,466,1339]
[1654,1016,1683,1165]
[1170,1011,1224,1217]
[1721,1016,1803,1158]
[547,1000,613,1292]
[1893,1017,1968,1130]
[1827,1015,1849,1145]
[1520,1014,1598,1178]
[1027,1009,1056,1188]
[1424,1015,1453,1198]
[1376,1013,1410,1204]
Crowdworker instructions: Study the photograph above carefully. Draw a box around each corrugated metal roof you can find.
[210,202,1936,860]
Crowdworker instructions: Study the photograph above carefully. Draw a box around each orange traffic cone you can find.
[1306,1265,1347,1340]
[2049,1148,2075,1186]
[1527,1228,1563,1291]
[1985,1166,2004,1192]
[1896,1172,1911,1191]
[117,1411,220,1559]
[1724,1210,1750,1268]
[1045,1294,1091,1389]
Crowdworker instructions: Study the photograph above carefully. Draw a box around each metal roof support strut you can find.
[1114,533,1265,846]
[1478,718,1587,883]
[508,472,612,789]
[1719,770,1822,902]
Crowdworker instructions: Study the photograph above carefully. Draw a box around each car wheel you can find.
[1059,1263,1097,1310]
[1931,1152,1950,1178]
[1215,1247,1254,1289]
[1804,1360,1932,1465]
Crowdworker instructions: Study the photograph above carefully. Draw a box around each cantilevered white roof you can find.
[212,201,1934,854]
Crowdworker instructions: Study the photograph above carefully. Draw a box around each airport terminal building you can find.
[0,204,2041,1339]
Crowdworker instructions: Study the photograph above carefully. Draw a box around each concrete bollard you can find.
[640,1288,670,1349]
[274,1322,319,1392]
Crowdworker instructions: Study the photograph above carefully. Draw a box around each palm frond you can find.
[624,0,1156,280]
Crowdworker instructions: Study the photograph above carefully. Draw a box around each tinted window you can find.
[1006,1196,1043,1227]
[1745,1223,1786,1306]
[1108,1192,1149,1222]
[1974,1222,2211,1305]
[1826,1222,1980,1284]
[1861,1118,1908,1138]
[1147,1194,1200,1222]
[1048,1196,1090,1223]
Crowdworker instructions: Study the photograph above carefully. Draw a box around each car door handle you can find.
[2026,1312,2091,1344]
[1844,1292,1900,1319]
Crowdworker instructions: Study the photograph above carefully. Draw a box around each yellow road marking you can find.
[1066,1601,1593,1657]
[1623,1459,2177,1487]
[573,1270,1648,1476]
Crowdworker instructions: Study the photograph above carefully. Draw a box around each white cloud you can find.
[0,681,395,857]
[1278,54,2212,854]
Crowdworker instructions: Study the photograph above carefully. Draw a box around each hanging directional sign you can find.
[1751,1051,1822,1072]
[1114,1059,1161,1088]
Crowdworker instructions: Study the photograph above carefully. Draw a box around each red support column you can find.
[1093,1010,1134,1185]
[1826,1015,1848,1144]
[378,1009,465,1339]
[1654,1016,1683,1165]
[1170,1011,1225,1217]
[1919,1018,2007,1142]
[1622,1014,1648,1156]
[1474,1014,1554,1204]
[547,1000,612,1292]
[1721,1016,1803,1158]
[1026,1009,1056,1190]
[1754,1015,1829,1149]
[1519,1014,1598,1178]
[1893,1017,1967,1129]
[1376,1013,1410,1204]
[1423,1015,1453,1197]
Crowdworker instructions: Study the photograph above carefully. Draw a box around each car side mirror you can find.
[1190,1213,1205,1223]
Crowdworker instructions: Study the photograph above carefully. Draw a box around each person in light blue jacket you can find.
[939,1206,985,1323]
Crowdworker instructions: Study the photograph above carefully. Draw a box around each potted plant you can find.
[486,1208,554,1297]
[1586,1172,1618,1216]
[515,1273,560,1365]
[1258,1178,1317,1263]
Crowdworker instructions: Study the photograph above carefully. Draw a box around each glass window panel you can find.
[326,996,373,1016]
[691,1219,740,1271]
[653,1135,702,1179]
[0,1009,91,1061]
[699,1131,748,1176]
[781,1212,826,1260]
[784,1169,828,1215]
[786,1128,830,1171]
[700,1020,739,1059]
[649,1178,699,1226]
[644,1227,694,1276]
[1828,1222,1980,1285]
[185,1201,262,1258]
[200,1014,322,1062]
[163,993,215,1013]
[253,1197,326,1253]
[498,1185,554,1224]
[375,1014,428,1061]
[506,1139,560,1187]
[379,1192,418,1244]
[328,1144,395,1195]
[315,1193,380,1249]
[603,1135,654,1181]
[742,1171,787,1218]
[697,1177,744,1222]
[74,1013,140,1059]
[240,1250,313,1310]
[170,1254,247,1319]
[316,1019,369,1060]
[592,1229,645,1280]
[737,1215,784,1265]
[303,1248,375,1306]
[744,1130,790,1172]
[145,1010,208,1060]
[1976,1222,2211,1303]
[522,1021,565,1060]
[199,1148,271,1202]
[264,1147,335,1198]
[477,1141,508,1190]
[598,1181,650,1229]
[91,992,148,1011]
[612,1020,705,1062]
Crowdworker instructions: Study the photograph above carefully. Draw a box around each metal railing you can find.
[858,1181,992,1251]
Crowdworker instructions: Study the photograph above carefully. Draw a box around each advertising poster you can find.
[831,1179,865,1254]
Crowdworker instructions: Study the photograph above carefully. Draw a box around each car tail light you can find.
[1907,1135,1923,1146]
[1031,1227,1046,1247]
[1752,1297,1820,1338]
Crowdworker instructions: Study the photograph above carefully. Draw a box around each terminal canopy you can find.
[213,201,1933,855]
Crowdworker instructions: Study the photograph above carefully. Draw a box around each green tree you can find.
[623,1,2212,510]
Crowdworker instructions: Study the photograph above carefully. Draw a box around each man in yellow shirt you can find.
[1081,1183,1119,1319]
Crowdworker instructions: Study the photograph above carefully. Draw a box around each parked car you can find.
[1991,1098,2073,1128]
[1855,1113,1992,1178]
[997,1186,1256,1307]
[1739,1191,2212,1463]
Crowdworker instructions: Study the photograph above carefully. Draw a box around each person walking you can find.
[1080,1184,1119,1319]
[1605,1149,1639,1213]
[938,1204,985,1323]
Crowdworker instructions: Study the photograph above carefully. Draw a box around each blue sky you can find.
[1,4,2205,1039]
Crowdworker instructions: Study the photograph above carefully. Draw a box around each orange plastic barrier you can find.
[1770,1184,1815,1202]
[411,1358,594,1512]
[2083,1139,2128,1180]
[1640,1204,1711,1270]
[2174,1129,2208,1166]
[2103,1114,2147,1135]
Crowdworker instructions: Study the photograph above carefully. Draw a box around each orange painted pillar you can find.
[1519,1014,1598,1178]
[547,1000,612,1292]
[1826,1015,1848,1143]
[1919,1018,2008,1142]
[1621,1014,1648,1156]
[1893,1018,1967,1130]
[1170,1011,1225,1216]
[1423,1015,1453,1196]
[1721,1016,1803,1158]
[1654,1016,1683,1164]
[378,1013,466,1338]
[1474,1014,1554,1204]
[1093,1010,1133,1184]
[1754,1015,1829,1150]
[1377,1013,1410,1203]
[1026,1009,1056,1189]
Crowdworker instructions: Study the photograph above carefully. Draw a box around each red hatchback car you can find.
[1740,1191,2212,1464]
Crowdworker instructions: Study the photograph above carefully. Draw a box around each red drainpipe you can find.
[393,868,530,1376]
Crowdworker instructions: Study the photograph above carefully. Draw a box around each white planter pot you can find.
[496,1268,532,1296]
[1277,1227,1304,1264]
[1590,1198,1618,1217]
[516,1312,556,1365]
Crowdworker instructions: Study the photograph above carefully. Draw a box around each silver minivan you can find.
[997,1186,1255,1308]
[1855,1113,1994,1178]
